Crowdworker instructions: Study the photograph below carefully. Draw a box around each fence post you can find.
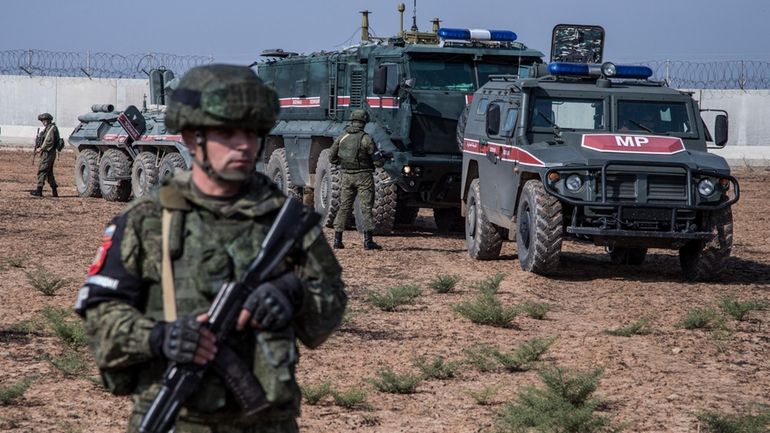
[665,59,671,86]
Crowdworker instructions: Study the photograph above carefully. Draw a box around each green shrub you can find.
[50,350,89,378]
[370,366,422,394]
[0,376,34,406]
[605,317,653,337]
[42,306,87,349]
[718,296,767,322]
[466,385,501,405]
[2,255,25,269]
[463,345,499,372]
[331,387,370,410]
[367,284,422,311]
[26,265,70,296]
[428,274,460,293]
[697,409,770,433]
[492,337,556,372]
[414,355,462,380]
[455,293,518,327]
[301,382,331,405]
[2,318,46,336]
[680,308,724,330]
[517,302,552,320]
[470,273,506,295]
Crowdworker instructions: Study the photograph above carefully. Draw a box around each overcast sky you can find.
[2,0,768,64]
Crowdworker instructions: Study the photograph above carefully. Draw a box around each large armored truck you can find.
[460,25,738,281]
[68,69,191,201]
[256,7,543,233]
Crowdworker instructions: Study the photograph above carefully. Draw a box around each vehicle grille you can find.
[647,174,687,202]
[600,174,636,200]
[596,173,687,203]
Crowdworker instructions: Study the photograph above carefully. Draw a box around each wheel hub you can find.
[519,205,532,249]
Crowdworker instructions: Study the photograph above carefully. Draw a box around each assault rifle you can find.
[31,127,40,165]
[139,198,320,433]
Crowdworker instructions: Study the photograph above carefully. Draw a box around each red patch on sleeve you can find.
[87,239,112,276]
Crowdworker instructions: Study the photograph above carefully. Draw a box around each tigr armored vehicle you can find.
[460,25,738,281]
[68,69,191,201]
[256,6,543,233]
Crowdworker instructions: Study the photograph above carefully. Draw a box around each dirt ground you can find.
[0,149,768,432]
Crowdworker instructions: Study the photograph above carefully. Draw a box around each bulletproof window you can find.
[373,63,399,95]
[617,100,693,136]
[476,98,490,115]
[486,103,502,136]
[500,107,519,137]
[530,96,605,130]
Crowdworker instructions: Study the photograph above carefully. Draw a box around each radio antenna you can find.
[410,0,418,31]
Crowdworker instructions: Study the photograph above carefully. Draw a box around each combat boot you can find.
[51,187,58,198]
[29,187,43,197]
[333,231,345,249]
[363,231,382,250]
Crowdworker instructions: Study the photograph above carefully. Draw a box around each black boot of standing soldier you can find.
[30,187,43,197]
[51,187,58,198]
[363,231,381,250]
[333,231,345,249]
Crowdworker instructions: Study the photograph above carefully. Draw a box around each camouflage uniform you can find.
[32,113,59,196]
[74,65,347,433]
[329,110,382,250]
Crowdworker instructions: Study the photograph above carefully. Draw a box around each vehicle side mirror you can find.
[373,66,387,95]
[486,104,501,136]
[714,114,728,148]
[403,78,415,89]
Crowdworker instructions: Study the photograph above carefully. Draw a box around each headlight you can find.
[402,165,412,175]
[566,174,583,192]
[698,178,715,196]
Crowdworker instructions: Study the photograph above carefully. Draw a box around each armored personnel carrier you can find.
[459,25,738,281]
[68,69,191,201]
[256,5,544,233]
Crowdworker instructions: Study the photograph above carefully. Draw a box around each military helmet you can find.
[37,113,53,121]
[165,64,279,134]
[350,109,369,123]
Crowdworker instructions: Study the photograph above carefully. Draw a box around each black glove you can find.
[149,315,202,364]
[242,273,303,331]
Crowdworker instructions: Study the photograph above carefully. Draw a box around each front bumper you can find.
[385,153,463,208]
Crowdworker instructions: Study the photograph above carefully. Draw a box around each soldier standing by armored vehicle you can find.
[330,109,383,250]
[31,112,60,197]
[74,64,347,433]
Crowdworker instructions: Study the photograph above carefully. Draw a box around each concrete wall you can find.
[0,74,147,144]
[690,89,770,147]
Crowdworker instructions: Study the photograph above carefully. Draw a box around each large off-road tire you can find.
[679,207,733,281]
[131,151,160,199]
[74,149,101,198]
[610,247,648,265]
[314,149,342,228]
[516,180,563,274]
[98,148,132,202]
[434,207,465,232]
[267,148,302,200]
[353,168,397,235]
[465,178,503,260]
[158,152,187,181]
[456,104,470,152]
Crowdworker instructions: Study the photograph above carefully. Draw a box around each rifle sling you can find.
[161,209,177,322]
[210,344,270,416]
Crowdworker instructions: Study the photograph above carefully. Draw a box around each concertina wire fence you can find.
[1,49,770,90]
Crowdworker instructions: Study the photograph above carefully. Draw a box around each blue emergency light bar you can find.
[437,28,517,42]
[547,62,653,79]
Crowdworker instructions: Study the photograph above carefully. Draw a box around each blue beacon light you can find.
[548,62,653,79]
[437,28,517,42]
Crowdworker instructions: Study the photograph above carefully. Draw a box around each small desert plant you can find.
[2,318,46,336]
[367,284,422,311]
[605,317,653,337]
[331,387,370,410]
[0,376,34,406]
[517,302,552,320]
[680,308,724,330]
[42,306,87,349]
[3,255,25,269]
[455,293,518,327]
[470,273,506,295]
[491,337,556,372]
[466,385,501,406]
[463,345,499,372]
[25,265,70,296]
[718,296,767,322]
[495,366,618,433]
[428,274,460,293]
[370,366,422,394]
[414,355,462,380]
[300,381,331,405]
[697,409,770,433]
[50,350,89,378]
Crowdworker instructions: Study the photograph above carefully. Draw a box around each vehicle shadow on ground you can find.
[548,252,770,285]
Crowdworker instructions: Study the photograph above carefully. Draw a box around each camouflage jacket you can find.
[74,171,346,421]
[329,125,381,173]
[38,123,59,152]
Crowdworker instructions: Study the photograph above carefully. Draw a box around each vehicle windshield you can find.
[617,101,693,135]
[477,63,530,86]
[410,60,474,91]
[529,96,605,130]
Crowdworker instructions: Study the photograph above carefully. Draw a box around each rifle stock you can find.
[139,198,320,433]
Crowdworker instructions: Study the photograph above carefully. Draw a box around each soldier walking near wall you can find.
[31,112,59,197]
[329,109,383,250]
[74,64,347,433]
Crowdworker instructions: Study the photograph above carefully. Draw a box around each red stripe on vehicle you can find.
[462,138,545,167]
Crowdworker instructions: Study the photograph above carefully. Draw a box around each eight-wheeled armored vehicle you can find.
[460,25,738,281]
[256,6,544,233]
[68,69,191,201]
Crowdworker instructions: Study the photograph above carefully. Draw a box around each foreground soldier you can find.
[329,109,382,250]
[74,64,347,433]
[31,112,59,197]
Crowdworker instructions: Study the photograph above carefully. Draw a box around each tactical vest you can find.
[337,131,374,172]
